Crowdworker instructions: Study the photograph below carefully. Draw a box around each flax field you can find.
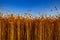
[0,13,60,40]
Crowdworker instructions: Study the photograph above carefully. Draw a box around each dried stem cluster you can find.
[0,14,60,40]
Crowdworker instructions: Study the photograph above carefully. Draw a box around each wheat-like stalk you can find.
[0,13,60,40]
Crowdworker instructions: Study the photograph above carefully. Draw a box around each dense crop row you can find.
[0,14,60,40]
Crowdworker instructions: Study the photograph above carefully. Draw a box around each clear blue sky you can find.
[0,0,60,16]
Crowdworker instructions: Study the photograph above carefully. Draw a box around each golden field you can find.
[0,14,60,40]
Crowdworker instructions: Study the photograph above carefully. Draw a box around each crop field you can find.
[0,13,60,40]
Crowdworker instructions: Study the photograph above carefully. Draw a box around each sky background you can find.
[0,0,60,16]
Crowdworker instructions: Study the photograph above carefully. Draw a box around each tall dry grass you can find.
[0,14,60,40]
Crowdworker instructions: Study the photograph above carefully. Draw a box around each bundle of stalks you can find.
[0,14,2,40]
[0,13,60,40]
[15,15,21,40]
[55,17,60,40]
[8,14,15,40]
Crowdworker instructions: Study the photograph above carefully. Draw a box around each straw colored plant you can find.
[0,13,60,40]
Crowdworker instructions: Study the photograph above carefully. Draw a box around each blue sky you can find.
[0,0,60,16]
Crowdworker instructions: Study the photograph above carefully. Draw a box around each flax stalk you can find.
[25,17,30,40]
[16,16,20,40]
[0,19,2,40]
